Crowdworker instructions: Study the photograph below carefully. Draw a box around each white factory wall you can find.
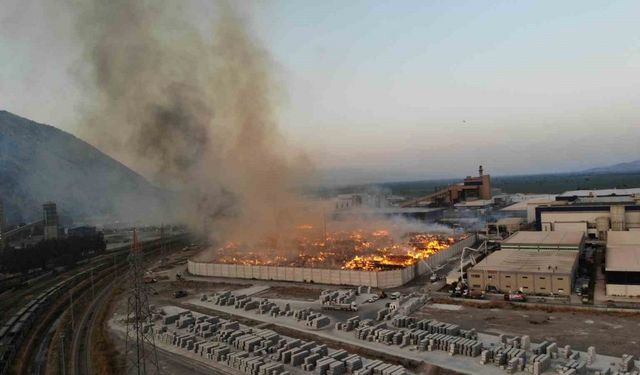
[417,234,477,275]
[541,211,640,232]
[606,284,640,297]
[187,260,415,288]
[189,234,476,288]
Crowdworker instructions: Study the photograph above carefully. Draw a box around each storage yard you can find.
[415,301,640,358]
[131,282,640,375]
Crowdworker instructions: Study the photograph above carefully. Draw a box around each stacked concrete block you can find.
[521,335,531,351]
[505,351,525,374]
[269,306,281,317]
[162,313,181,325]
[391,315,416,328]
[303,354,321,371]
[417,333,482,357]
[328,360,346,375]
[524,354,550,375]
[489,347,525,369]
[344,354,363,372]
[415,319,460,336]
[176,315,195,329]
[570,351,581,361]
[257,300,278,315]
[311,344,328,357]
[480,349,493,364]
[532,341,550,355]
[586,346,596,365]
[320,289,356,305]
[376,308,389,321]
[619,354,635,372]
[223,321,240,330]
[293,308,312,321]
[201,342,230,361]
[235,296,254,310]
[339,316,360,332]
[546,342,558,358]
[558,360,587,375]
[353,364,373,375]
[315,357,339,375]
[291,350,309,366]
[459,328,478,340]
[562,345,572,359]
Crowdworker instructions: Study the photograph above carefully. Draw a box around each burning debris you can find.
[209,228,461,271]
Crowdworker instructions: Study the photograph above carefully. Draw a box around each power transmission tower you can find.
[124,229,161,375]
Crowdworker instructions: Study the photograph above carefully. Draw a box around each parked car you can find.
[467,289,485,299]
[505,291,527,302]
[367,295,379,303]
[174,290,188,298]
[485,285,499,294]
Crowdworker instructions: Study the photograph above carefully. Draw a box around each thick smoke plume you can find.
[71,0,311,240]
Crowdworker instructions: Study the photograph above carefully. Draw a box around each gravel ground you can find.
[253,285,322,301]
[414,302,640,357]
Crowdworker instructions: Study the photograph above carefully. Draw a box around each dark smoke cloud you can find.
[71,0,313,239]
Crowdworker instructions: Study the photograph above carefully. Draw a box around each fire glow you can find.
[211,228,460,271]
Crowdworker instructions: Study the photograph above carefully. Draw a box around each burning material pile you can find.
[210,228,461,271]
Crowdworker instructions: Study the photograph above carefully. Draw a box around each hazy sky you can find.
[2,1,640,184]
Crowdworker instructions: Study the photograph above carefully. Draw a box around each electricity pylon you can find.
[124,229,161,375]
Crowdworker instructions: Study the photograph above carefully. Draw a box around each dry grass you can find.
[91,286,124,375]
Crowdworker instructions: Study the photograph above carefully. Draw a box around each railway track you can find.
[0,233,189,375]
[62,236,188,375]
[71,275,117,375]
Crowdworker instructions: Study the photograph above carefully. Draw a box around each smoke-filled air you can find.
[70,0,311,241]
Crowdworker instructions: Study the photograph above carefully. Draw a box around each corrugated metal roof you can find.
[471,249,578,274]
[503,231,584,246]
[495,217,524,226]
[606,231,640,272]
[558,188,640,198]
[501,198,560,211]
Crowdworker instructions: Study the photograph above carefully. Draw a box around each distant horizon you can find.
[3,107,638,190]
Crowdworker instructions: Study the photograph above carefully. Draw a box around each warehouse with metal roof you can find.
[606,231,640,297]
[468,249,579,295]
[501,231,585,251]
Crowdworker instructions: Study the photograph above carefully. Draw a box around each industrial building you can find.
[533,188,640,240]
[468,249,579,295]
[42,202,59,240]
[485,217,525,240]
[605,231,640,297]
[536,204,640,240]
[500,231,585,252]
[401,166,491,207]
[500,194,558,223]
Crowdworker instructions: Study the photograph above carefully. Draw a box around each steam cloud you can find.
[71,0,311,240]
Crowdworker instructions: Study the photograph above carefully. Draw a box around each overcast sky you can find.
[2,1,640,184]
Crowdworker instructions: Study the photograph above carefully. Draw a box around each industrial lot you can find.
[4,1,640,374]
[4,166,640,375]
